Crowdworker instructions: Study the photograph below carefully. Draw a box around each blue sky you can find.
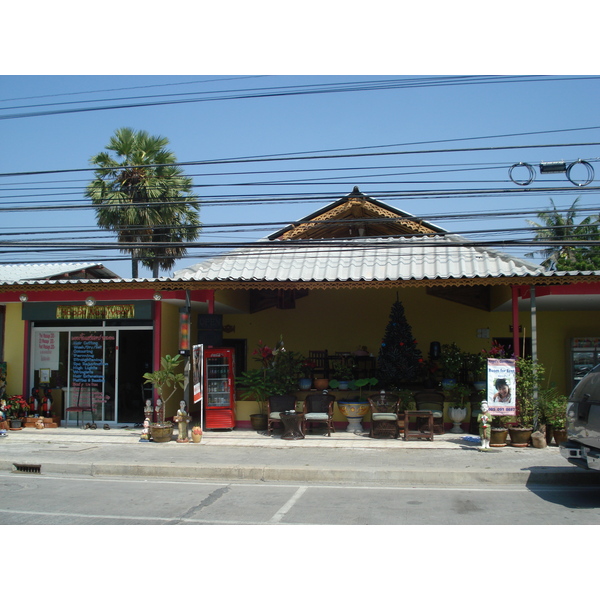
[2,5,600,278]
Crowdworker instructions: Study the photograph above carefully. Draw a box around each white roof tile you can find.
[174,236,544,283]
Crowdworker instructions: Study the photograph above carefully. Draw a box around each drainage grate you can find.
[13,463,41,474]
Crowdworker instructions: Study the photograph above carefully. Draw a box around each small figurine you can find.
[478,401,492,451]
[144,399,153,424]
[29,388,40,414]
[40,389,52,417]
[155,398,164,425]
[35,417,44,430]
[174,400,191,443]
[140,418,150,441]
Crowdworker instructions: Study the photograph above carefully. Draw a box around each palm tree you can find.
[85,128,201,277]
[526,198,600,270]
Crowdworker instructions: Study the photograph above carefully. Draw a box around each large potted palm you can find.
[143,354,186,442]
[510,356,545,447]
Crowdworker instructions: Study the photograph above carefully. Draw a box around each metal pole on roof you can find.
[530,285,539,429]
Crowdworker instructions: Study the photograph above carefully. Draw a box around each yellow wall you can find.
[218,286,600,397]
[3,304,25,396]
[222,286,518,363]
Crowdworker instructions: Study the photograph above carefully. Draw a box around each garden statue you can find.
[144,399,153,423]
[29,388,40,414]
[478,401,491,451]
[40,389,52,417]
[174,400,190,442]
[140,418,150,441]
[155,398,164,425]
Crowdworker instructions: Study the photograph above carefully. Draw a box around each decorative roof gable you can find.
[269,187,445,240]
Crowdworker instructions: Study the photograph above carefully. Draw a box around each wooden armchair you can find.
[414,390,445,434]
[303,393,336,436]
[267,395,298,434]
[368,393,400,438]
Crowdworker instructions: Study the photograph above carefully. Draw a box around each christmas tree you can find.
[377,299,423,387]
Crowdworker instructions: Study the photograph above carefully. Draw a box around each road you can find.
[2,472,600,525]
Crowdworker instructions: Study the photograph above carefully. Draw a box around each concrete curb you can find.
[3,459,600,486]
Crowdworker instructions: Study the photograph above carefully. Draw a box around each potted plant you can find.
[539,386,568,445]
[510,356,545,447]
[337,377,378,433]
[448,383,470,433]
[237,368,272,430]
[238,337,303,430]
[142,354,186,443]
[439,343,464,387]
[330,357,355,390]
[299,359,315,390]
[490,415,511,447]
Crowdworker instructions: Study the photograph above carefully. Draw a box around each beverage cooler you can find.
[203,348,236,430]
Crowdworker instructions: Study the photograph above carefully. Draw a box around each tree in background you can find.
[377,299,423,388]
[526,198,600,270]
[86,127,201,277]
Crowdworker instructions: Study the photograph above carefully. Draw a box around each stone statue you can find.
[478,401,492,451]
[144,399,153,424]
[174,400,190,443]
[155,398,164,425]
[140,418,150,441]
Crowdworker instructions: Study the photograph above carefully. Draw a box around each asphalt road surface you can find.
[2,472,600,525]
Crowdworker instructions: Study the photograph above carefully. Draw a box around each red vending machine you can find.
[204,348,236,430]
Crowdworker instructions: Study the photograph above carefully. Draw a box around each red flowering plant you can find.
[6,395,28,418]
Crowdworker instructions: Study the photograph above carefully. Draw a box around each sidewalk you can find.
[2,425,600,486]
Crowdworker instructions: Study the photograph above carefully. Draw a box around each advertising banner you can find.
[487,358,516,416]
[192,344,204,404]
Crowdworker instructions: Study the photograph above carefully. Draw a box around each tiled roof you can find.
[0,263,120,282]
[174,235,544,283]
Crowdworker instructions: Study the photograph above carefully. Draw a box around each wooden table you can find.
[404,410,434,441]
[280,411,305,440]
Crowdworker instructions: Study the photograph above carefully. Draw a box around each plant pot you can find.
[337,381,350,390]
[553,428,568,446]
[150,424,173,443]
[338,400,370,433]
[298,378,312,390]
[509,427,533,447]
[10,418,23,429]
[490,427,508,447]
[314,378,329,391]
[191,432,203,443]
[448,407,467,433]
[250,413,268,431]
[442,378,457,390]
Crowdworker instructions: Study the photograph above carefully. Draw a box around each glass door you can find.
[31,325,152,424]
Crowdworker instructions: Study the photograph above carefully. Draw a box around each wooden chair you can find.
[302,393,336,436]
[368,393,400,438]
[267,395,298,434]
[308,350,329,379]
[414,390,445,434]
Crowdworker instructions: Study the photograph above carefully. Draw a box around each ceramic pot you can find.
[338,400,369,433]
[250,413,268,431]
[191,432,203,443]
[509,427,533,447]
[314,378,329,391]
[490,428,508,447]
[298,378,312,390]
[150,424,173,443]
[10,418,23,429]
[553,428,568,446]
[448,407,467,433]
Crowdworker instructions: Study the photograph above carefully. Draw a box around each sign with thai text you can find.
[56,305,135,320]
[34,330,59,371]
